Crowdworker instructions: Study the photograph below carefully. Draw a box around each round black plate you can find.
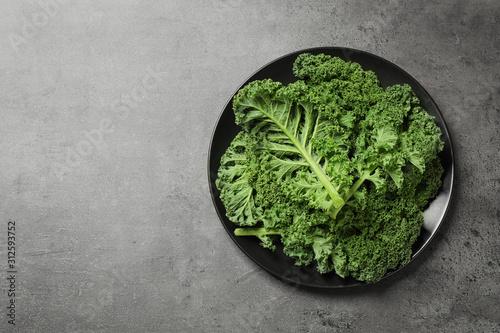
[208,47,454,288]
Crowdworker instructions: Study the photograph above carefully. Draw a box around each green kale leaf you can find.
[216,53,445,283]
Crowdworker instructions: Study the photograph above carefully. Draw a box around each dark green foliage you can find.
[216,53,444,283]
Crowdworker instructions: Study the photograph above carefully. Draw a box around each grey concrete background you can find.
[0,0,498,332]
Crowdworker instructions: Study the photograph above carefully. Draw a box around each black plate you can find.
[208,47,454,288]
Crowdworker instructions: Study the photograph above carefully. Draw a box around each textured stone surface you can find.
[0,0,499,332]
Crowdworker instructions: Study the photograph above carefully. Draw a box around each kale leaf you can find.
[216,53,444,283]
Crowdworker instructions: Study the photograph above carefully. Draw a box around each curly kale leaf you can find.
[233,79,345,211]
[216,53,445,284]
[215,132,262,226]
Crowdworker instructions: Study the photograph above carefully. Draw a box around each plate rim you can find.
[207,46,455,289]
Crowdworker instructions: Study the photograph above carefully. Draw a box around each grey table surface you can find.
[0,1,499,332]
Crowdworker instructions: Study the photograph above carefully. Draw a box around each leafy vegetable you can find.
[216,53,444,283]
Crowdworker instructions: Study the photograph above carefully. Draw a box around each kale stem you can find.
[234,227,281,237]
[329,165,379,219]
